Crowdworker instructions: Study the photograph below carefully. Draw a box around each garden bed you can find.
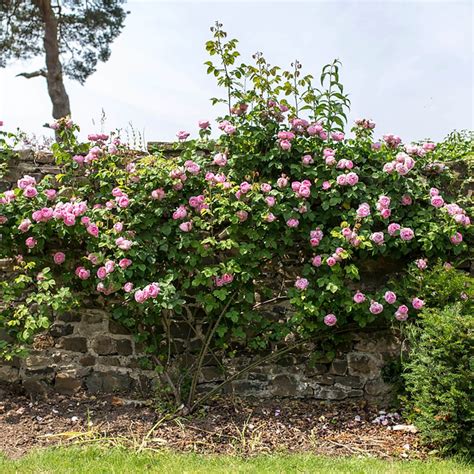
[0,387,422,460]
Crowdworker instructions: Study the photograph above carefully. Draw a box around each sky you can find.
[0,0,472,144]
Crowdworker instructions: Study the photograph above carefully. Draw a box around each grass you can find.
[0,447,472,474]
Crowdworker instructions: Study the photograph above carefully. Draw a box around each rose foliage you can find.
[0,24,472,408]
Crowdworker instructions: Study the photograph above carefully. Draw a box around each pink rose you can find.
[145,282,160,298]
[112,187,123,197]
[346,172,359,186]
[172,206,188,220]
[400,228,414,241]
[23,186,38,198]
[286,218,299,228]
[302,154,314,165]
[412,297,424,310]
[265,213,276,222]
[430,196,444,208]
[327,257,337,267]
[322,181,331,190]
[75,267,90,280]
[17,175,36,190]
[134,289,147,303]
[87,224,99,237]
[151,188,165,200]
[176,130,190,140]
[213,153,227,167]
[370,232,385,245]
[277,176,289,188]
[25,237,37,249]
[311,255,322,267]
[116,237,133,250]
[380,208,391,219]
[123,282,134,293]
[116,195,129,208]
[97,267,108,280]
[236,211,248,222]
[18,219,32,233]
[387,223,401,236]
[104,260,115,274]
[353,291,366,304]
[395,311,408,321]
[295,277,309,290]
[119,258,132,269]
[369,301,384,314]
[324,313,337,326]
[384,291,397,304]
[416,258,427,270]
[179,221,193,232]
[279,139,291,151]
[336,175,347,186]
[45,189,57,200]
[450,232,463,245]
[356,203,371,218]
[53,252,65,264]
[198,120,210,129]
[401,194,412,206]
[265,196,276,207]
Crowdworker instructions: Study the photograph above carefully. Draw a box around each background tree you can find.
[0,0,128,119]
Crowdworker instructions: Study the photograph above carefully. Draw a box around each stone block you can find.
[334,376,364,389]
[364,379,393,396]
[347,352,382,378]
[270,374,299,397]
[57,312,82,323]
[86,371,133,393]
[81,311,105,324]
[59,337,88,353]
[0,366,19,383]
[200,366,224,383]
[109,320,131,335]
[312,374,335,386]
[55,373,83,394]
[49,323,74,338]
[314,386,348,400]
[92,336,116,355]
[79,354,96,367]
[116,339,133,356]
[329,359,348,375]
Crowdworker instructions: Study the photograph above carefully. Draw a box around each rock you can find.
[0,366,19,383]
[347,352,381,378]
[270,375,299,397]
[329,359,348,375]
[57,312,82,323]
[365,379,393,396]
[391,424,418,433]
[91,336,116,355]
[86,371,133,393]
[59,337,88,353]
[116,339,133,356]
[55,373,82,394]
[109,321,131,335]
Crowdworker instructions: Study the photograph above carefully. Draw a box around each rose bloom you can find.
[23,186,38,198]
[134,289,147,303]
[387,222,401,236]
[279,139,291,151]
[370,232,385,245]
[384,291,397,304]
[53,252,66,264]
[430,195,444,208]
[116,195,129,208]
[104,260,115,274]
[25,237,37,249]
[239,181,252,194]
[172,206,187,220]
[18,218,32,233]
[75,267,90,280]
[213,153,227,167]
[356,203,371,218]
[295,277,309,290]
[380,208,391,219]
[97,267,108,280]
[395,311,408,321]
[400,227,415,241]
[123,282,134,293]
[324,313,337,326]
[346,172,359,186]
[397,304,409,315]
[416,258,427,270]
[198,120,210,129]
[118,258,132,269]
[45,189,57,200]
[112,187,123,197]
[17,175,36,189]
[286,218,299,228]
[369,301,384,314]
[176,130,190,140]
[302,154,314,165]
[145,282,160,298]
[179,221,193,232]
[450,232,463,245]
[265,196,276,207]
[336,175,347,186]
[327,256,337,267]
[87,224,99,237]
[277,176,289,188]
[412,297,425,310]
[265,213,276,222]
[401,194,412,206]
[151,188,165,200]
[353,291,366,304]
[383,162,395,173]
[311,255,322,267]
[116,237,133,250]
[322,181,331,190]
[236,210,248,222]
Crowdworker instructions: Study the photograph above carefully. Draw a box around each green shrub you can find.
[402,303,473,457]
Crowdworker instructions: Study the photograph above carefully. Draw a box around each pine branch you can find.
[16,70,47,79]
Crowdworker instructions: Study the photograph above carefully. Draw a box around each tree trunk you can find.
[33,0,71,119]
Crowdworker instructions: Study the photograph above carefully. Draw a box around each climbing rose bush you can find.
[0,25,472,377]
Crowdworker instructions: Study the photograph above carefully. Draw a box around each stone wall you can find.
[0,149,400,405]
